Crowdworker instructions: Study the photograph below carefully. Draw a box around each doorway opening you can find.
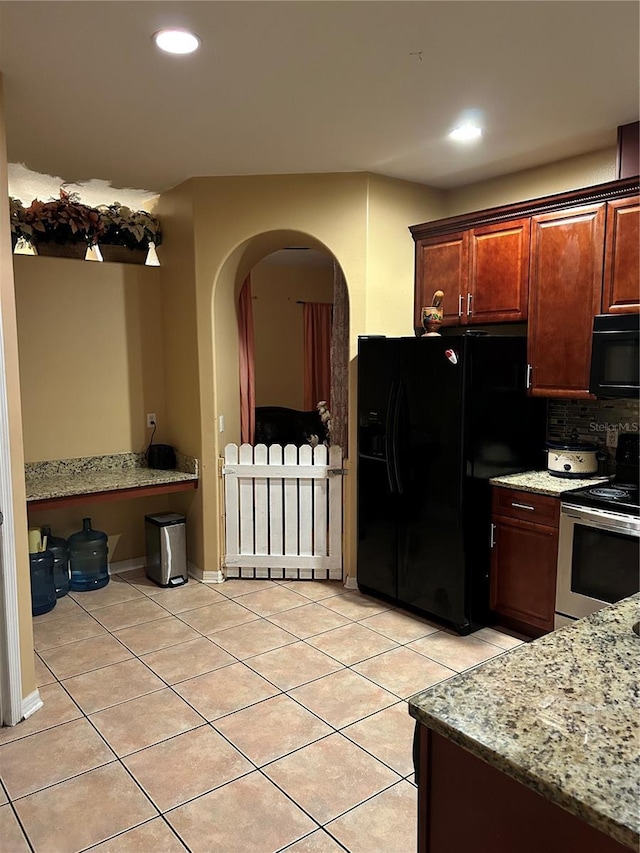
[222,241,350,581]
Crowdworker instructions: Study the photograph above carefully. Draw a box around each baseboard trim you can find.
[109,557,146,575]
[22,689,44,721]
[188,562,225,584]
[343,575,358,590]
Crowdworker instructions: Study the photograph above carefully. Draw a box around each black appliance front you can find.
[570,523,639,604]
[357,337,401,602]
[357,334,546,634]
[589,313,640,399]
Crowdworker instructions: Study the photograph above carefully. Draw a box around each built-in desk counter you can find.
[26,453,199,510]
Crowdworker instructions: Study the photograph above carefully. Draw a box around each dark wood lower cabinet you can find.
[417,727,629,853]
[489,514,558,635]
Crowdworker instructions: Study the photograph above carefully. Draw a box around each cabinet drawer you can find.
[492,488,559,527]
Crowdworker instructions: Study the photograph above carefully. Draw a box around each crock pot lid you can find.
[546,439,598,451]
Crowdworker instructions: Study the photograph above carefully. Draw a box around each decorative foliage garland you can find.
[7,189,162,254]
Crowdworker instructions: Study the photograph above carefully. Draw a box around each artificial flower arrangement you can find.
[26,188,103,251]
[7,188,162,263]
[97,202,162,252]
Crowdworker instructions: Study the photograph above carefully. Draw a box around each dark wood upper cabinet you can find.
[527,203,605,398]
[410,178,639,395]
[469,219,530,323]
[602,195,640,314]
[414,232,467,330]
[617,121,639,180]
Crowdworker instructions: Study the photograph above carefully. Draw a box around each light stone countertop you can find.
[490,469,609,497]
[25,453,198,502]
[408,595,640,849]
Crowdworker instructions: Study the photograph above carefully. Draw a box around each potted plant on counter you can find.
[26,188,103,259]
[9,196,33,251]
[97,202,162,264]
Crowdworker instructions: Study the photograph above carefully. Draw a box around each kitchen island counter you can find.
[490,469,608,496]
[409,594,640,850]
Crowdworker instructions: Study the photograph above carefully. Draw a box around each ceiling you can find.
[0,1,638,199]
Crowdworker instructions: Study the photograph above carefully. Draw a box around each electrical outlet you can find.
[219,415,225,433]
[606,426,618,449]
[146,413,157,429]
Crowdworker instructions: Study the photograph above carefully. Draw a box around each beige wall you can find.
[366,174,445,336]
[0,75,35,701]
[252,258,334,410]
[445,147,617,216]
[155,181,204,570]
[14,256,165,462]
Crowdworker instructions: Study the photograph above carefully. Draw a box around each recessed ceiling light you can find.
[153,29,200,55]
[448,123,483,142]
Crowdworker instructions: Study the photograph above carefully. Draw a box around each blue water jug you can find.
[69,518,109,591]
[41,525,70,598]
[29,550,56,616]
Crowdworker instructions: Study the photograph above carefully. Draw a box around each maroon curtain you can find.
[303,303,332,411]
[238,275,255,444]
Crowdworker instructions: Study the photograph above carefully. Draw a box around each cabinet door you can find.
[490,515,558,633]
[528,204,605,398]
[602,196,640,314]
[414,232,468,331]
[468,218,530,323]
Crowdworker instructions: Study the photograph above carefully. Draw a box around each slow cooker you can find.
[546,432,599,478]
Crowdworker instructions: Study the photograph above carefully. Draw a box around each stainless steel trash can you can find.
[144,512,188,587]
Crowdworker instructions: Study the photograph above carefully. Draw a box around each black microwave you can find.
[589,313,640,398]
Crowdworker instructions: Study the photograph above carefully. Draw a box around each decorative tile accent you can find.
[547,398,639,465]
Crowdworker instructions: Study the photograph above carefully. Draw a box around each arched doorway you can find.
[213,231,350,582]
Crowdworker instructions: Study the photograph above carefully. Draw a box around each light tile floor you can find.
[0,574,523,853]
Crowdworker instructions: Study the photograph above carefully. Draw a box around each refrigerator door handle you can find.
[384,382,400,494]
[390,381,404,494]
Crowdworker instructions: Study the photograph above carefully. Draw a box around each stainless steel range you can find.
[555,432,639,628]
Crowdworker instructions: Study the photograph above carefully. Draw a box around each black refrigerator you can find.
[357,333,546,634]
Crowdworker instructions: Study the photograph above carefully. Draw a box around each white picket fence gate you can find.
[222,443,343,580]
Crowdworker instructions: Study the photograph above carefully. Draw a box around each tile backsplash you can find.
[548,398,640,471]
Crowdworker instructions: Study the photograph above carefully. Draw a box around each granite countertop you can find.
[25,453,199,502]
[490,469,609,496]
[409,595,640,849]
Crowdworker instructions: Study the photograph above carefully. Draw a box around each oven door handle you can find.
[561,504,640,536]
